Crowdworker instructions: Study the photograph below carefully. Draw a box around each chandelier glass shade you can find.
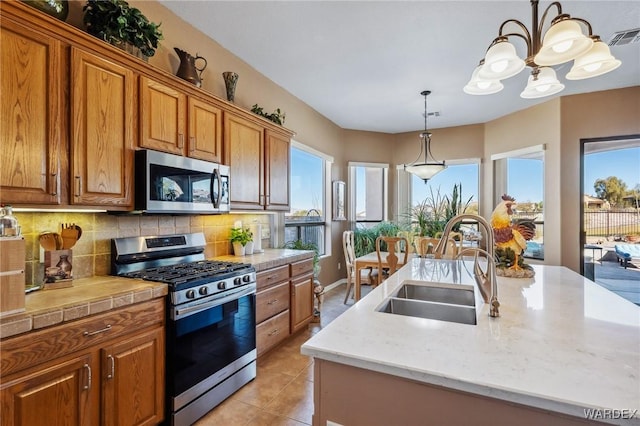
[465,0,621,99]
[404,91,446,182]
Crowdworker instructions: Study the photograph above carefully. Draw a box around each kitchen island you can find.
[301,259,640,425]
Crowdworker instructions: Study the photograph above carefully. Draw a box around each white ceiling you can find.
[159,1,640,133]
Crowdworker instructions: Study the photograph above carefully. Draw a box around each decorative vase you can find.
[245,241,254,255]
[56,255,72,277]
[232,242,245,256]
[222,72,239,102]
[21,0,69,21]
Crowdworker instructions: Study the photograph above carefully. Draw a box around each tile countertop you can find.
[0,276,168,339]
[214,248,315,272]
[301,258,640,424]
[1,249,314,340]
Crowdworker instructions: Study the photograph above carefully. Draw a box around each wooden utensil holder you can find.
[0,237,26,317]
[44,249,73,289]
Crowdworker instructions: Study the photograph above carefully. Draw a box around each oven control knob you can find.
[199,286,209,296]
[217,282,226,290]
[242,275,251,283]
[233,277,242,286]
[186,289,196,299]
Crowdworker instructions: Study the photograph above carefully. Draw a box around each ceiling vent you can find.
[607,28,640,46]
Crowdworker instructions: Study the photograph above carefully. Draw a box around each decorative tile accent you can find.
[113,293,134,308]
[63,304,90,321]
[133,289,153,304]
[33,310,64,329]
[0,316,32,338]
[89,298,113,315]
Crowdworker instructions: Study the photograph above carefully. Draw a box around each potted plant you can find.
[83,0,163,59]
[251,104,286,126]
[230,227,252,256]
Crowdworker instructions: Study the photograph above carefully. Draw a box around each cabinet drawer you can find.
[256,265,289,291]
[256,282,290,324]
[256,309,289,356]
[290,258,314,277]
[0,299,164,377]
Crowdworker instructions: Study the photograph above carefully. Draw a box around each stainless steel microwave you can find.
[135,149,230,214]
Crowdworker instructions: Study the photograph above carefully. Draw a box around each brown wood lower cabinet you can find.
[0,299,165,426]
[255,257,315,356]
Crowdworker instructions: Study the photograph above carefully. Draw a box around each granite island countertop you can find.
[301,258,640,424]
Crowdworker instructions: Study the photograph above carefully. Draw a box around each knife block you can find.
[0,237,26,317]
[44,249,73,289]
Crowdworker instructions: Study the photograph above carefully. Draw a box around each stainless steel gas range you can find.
[111,233,256,426]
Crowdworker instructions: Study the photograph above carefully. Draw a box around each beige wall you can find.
[560,87,640,272]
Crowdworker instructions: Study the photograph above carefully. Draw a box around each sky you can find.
[583,147,640,196]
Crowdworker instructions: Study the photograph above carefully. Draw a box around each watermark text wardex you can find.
[584,408,638,420]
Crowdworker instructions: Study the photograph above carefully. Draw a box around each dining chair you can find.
[414,237,440,257]
[343,230,377,303]
[375,236,409,282]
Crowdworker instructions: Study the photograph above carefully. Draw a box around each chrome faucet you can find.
[436,214,500,318]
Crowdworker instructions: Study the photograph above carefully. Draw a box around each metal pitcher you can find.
[174,48,207,87]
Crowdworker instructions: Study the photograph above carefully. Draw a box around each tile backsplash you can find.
[15,212,271,286]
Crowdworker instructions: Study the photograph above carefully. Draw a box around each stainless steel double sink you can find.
[377,280,478,325]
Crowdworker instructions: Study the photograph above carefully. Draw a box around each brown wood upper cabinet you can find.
[70,48,135,209]
[0,19,64,205]
[140,76,222,163]
[224,112,291,211]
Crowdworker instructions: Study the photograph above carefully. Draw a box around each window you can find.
[349,162,389,226]
[492,146,545,260]
[285,143,332,255]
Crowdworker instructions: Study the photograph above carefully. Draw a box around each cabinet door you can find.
[0,353,95,426]
[224,113,265,210]
[188,97,222,162]
[0,20,63,204]
[290,273,314,333]
[101,327,164,426]
[71,48,135,208]
[139,76,186,155]
[265,130,290,211]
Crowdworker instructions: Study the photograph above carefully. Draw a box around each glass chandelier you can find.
[464,0,621,99]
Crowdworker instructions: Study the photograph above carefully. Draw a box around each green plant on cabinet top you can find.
[83,0,163,57]
[230,227,253,246]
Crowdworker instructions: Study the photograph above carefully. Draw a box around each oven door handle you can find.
[173,285,256,320]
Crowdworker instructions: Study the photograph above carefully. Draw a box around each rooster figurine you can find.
[491,194,536,271]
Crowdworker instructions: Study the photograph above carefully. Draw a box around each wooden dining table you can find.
[353,251,412,301]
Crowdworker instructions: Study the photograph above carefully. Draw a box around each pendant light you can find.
[404,91,446,183]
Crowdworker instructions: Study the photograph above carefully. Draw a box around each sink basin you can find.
[394,283,475,306]
[379,298,477,325]
[376,281,478,325]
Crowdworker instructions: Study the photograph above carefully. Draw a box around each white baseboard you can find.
[322,279,346,293]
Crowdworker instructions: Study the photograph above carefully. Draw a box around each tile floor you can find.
[194,283,371,426]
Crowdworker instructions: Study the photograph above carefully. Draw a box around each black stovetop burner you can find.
[122,260,254,287]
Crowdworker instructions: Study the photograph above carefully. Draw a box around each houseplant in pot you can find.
[83,0,163,59]
[230,227,252,256]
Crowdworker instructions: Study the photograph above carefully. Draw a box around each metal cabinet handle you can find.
[178,133,184,149]
[267,299,278,305]
[83,363,92,390]
[107,355,115,379]
[189,136,195,152]
[268,328,280,336]
[83,324,112,337]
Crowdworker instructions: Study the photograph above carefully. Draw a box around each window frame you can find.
[285,141,333,257]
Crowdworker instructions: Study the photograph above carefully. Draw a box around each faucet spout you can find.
[438,214,500,318]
